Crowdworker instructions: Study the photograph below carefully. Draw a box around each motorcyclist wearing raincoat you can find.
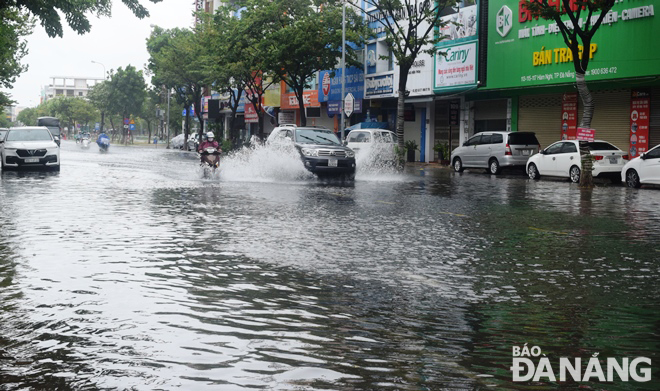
[197,132,220,152]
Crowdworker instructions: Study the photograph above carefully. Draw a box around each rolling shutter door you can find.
[582,89,629,150]
[518,94,561,149]
[650,88,660,148]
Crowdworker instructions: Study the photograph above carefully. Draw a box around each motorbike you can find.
[81,138,91,149]
[199,146,221,178]
[98,138,110,153]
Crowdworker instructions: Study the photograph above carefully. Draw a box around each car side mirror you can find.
[640,153,647,160]
[462,142,467,147]
[343,140,348,146]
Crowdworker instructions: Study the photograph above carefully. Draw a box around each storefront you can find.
[483,0,660,156]
[433,0,480,158]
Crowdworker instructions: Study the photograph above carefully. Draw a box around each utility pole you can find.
[340,0,346,143]
[166,88,171,149]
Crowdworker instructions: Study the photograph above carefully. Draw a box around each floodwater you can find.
[0,141,658,390]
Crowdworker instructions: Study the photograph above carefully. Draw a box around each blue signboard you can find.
[327,100,363,116]
[129,124,136,131]
[230,89,245,113]
[95,122,100,131]
[182,106,195,117]
[318,67,364,103]
[365,73,395,97]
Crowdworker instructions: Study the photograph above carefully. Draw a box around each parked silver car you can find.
[451,131,540,174]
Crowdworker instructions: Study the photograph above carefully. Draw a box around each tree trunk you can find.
[184,111,190,150]
[147,120,152,143]
[576,72,594,188]
[100,111,105,133]
[109,117,116,141]
[396,69,409,150]
[297,86,306,126]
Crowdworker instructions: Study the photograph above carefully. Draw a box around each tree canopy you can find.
[0,7,33,107]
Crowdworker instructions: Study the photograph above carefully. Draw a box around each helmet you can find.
[206,131,214,140]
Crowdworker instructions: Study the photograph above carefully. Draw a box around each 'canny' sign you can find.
[366,73,395,97]
[435,42,477,90]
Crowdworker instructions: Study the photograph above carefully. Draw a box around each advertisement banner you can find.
[365,73,395,97]
[278,111,295,125]
[576,127,595,142]
[434,42,477,90]
[561,93,578,140]
[281,91,320,110]
[629,90,650,158]
[245,103,258,123]
[485,0,659,89]
[437,0,478,48]
[319,67,364,102]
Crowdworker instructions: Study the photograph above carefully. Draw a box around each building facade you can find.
[41,77,104,103]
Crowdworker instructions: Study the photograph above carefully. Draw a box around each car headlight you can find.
[3,147,16,151]
[301,148,319,157]
[345,150,355,158]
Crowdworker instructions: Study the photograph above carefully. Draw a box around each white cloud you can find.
[3,0,194,107]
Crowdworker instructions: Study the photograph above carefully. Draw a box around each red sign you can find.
[322,72,331,97]
[576,127,595,142]
[245,103,258,123]
[629,90,650,158]
[561,93,578,140]
[281,90,320,110]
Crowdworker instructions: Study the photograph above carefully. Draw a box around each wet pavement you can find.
[0,140,659,390]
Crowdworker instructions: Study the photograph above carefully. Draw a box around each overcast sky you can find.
[3,0,194,108]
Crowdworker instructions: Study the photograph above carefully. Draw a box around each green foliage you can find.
[433,142,449,161]
[221,139,232,152]
[0,7,33,107]
[147,26,208,136]
[236,0,370,126]
[4,0,160,38]
[106,65,147,119]
[404,139,418,152]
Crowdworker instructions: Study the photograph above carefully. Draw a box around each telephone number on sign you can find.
[587,67,618,76]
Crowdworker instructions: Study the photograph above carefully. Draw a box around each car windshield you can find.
[508,132,539,145]
[0,130,7,141]
[6,128,52,142]
[295,128,340,145]
[348,131,371,143]
[586,141,618,151]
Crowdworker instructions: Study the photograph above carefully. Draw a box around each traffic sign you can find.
[124,118,129,125]
[344,93,355,117]
[129,124,136,131]
[123,124,128,129]
[129,119,135,125]
[95,122,100,131]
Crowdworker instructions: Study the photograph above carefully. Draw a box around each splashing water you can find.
[354,144,405,181]
[219,140,315,183]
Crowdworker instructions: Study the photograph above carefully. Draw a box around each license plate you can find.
[609,157,617,164]
[25,158,39,163]
[328,158,338,167]
[522,150,531,156]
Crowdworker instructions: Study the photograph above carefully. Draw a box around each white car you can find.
[621,144,660,188]
[345,128,397,167]
[1,127,61,171]
[170,134,185,149]
[526,140,628,183]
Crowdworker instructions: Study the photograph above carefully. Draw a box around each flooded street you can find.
[0,141,659,390]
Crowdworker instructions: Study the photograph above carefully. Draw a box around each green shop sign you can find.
[485,0,658,89]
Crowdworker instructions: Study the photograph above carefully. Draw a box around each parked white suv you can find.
[1,127,61,171]
[451,131,540,174]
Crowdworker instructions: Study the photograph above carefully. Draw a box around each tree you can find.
[147,26,208,149]
[0,0,158,105]
[16,106,37,126]
[106,66,147,143]
[0,7,33,107]
[3,0,160,38]
[525,0,615,187]
[239,0,369,126]
[361,0,454,152]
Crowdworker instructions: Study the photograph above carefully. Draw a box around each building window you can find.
[79,92,83,96]
[55,89,63,95]
[66,90,74,96]
[388,49,394,71]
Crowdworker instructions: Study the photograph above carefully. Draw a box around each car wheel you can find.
[489,158,501,175]
[453,157,464,172]
[625,169,641,188]
[569,165,581,183]
[527,163,540,180]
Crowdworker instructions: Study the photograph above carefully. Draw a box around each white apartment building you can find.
[41,76,104,103]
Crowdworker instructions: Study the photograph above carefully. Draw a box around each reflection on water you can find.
[0,141,658,389]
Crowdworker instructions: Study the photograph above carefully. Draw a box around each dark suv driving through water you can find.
[266,125,356,178]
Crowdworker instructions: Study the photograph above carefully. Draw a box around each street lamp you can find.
[91,60,106,80]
